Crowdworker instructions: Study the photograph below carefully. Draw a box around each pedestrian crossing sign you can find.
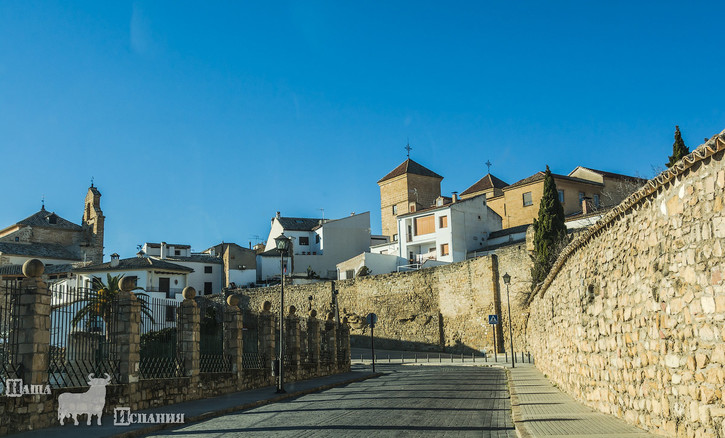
[488,315,498,325]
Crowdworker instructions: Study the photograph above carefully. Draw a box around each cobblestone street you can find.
[144,365,517,438]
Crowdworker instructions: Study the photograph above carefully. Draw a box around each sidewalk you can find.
[12,370,379,438]
[508,366,657,438]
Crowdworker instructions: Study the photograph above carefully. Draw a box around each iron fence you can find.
[242,310,264,369]
[48,284,120,388]
[138,296,183,379]
[198,298,230,373]
[319,327,333,365]
[336,328,348,366]
[0,279,22,394]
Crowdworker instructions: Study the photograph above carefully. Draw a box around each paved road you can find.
[144,365,517,438]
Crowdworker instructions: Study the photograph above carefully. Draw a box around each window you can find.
[166,306,176,322]
[440,243,450,256]
[439,216,448,228]
[523,192,533,206]
[579,192,585,203]
[414,215,435,235]
[392,205,398,215]
[175,250,181,256]
[315,235,320,244]
[299,236,309,246]
[204,282,213,295]
[14,237,19,242]
[393,234,398,241]
[159,277,170,293]
[593,194,600,207]
[345,269,355,279]
[204,266,213,273]
[558,190,564,203]
[410,205,416,212]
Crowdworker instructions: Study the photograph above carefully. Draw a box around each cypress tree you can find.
[667,125,689,168]
[531,165,567,288]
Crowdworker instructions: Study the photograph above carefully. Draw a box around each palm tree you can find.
[71,273,154,329]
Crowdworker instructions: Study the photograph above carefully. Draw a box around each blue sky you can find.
[1,1,724,258]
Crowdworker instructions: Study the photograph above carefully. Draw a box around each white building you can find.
[142,242,223,295]
[258,212,372,283]
[397,194,502,265]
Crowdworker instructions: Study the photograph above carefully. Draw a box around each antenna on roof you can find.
[41,194,45,210]
[319,208,325,221]
[485,160,492,174]
[91,176,94,187]
[405,140,412,158]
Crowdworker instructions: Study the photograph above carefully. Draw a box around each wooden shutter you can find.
[414,215,435,235]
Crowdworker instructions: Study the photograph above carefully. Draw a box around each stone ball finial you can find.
[119,276,137,292]
[288,305,296,315]
[22,259,44,278]
[326,312,335,321]
[182,286,197,300]
[262,301,272,312]
[309,309,317,318]
[227,295,239,307]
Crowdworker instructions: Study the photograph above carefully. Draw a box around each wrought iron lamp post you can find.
[274,233,291,393]
[503,272,515,368]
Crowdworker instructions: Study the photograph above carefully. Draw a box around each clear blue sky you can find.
[1,1,723,259]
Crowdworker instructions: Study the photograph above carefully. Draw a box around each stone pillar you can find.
[324,313,337,371]
[307,310,320,373]
[285,306,301,375]
[17,259,50,386]
[224,295,244,380]
[178,287,200,377]
[259,301,276,372]
[114,276,141,384]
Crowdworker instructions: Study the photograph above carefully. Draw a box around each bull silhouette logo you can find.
[58,373,111,426]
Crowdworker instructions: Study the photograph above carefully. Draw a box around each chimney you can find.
[582,198,590,215]
[452,192,458,203]
[276,211,281,219]
[160,242,167,259]
[350,212,355,216]
[110,253,120,267]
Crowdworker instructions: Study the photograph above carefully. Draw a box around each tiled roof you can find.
[378,159,443,183]
[506,171,603,190]
[277,217,323,231]
[460,174,509,196]
[74,257,193,273]
[16,208,82,231]
[160,254,223,264]
[578,167,648,183]
[487,224,529,239]
[259,248,284,257]
[0,242,81,260]
[0,263,75,277]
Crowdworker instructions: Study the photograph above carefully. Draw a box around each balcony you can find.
[414,250,437,264]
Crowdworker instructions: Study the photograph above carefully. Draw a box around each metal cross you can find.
[91,176,94,187]
[405,143,412,158]
[485,160,492,173]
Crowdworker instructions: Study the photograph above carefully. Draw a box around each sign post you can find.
[488,315,498,363]
[366,313,378,373]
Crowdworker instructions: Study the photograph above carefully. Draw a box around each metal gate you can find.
[139,296,183,379]
[198,299,230,373]
[0,279,22,394]
[242,310,264,369]
[48,284,120,387]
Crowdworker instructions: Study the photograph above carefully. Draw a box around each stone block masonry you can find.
[527,131,725,437]
[236,250,532,355]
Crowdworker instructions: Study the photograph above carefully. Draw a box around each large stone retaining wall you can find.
[526,132,725,437]
[237,251,531,355]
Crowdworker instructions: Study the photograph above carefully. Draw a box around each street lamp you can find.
[274,233,291,393]
[503,272,514,368]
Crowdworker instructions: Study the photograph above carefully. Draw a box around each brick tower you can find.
[81,184,105,264]
[377,159,443,240]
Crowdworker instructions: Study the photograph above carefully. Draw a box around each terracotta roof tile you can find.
[378,159,443,183]
[460,174,508,196]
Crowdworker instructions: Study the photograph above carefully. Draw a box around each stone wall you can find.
[237,251,532,355]
[526,132,725,437]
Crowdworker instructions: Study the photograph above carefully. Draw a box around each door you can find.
[159,277,170,296]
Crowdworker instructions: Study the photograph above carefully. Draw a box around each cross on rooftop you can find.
[485,160,492,173]
[405,143,412,158]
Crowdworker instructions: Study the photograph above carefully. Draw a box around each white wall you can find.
[163,260,222,295]
[228,268,256,287]
[336,252,405,279]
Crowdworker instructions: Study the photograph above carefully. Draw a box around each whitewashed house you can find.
[142,242,223,295]
[258,212,372,283]
[397,194,502,265]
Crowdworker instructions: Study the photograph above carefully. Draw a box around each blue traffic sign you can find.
[488,314,499,325]
[366,313,378,328]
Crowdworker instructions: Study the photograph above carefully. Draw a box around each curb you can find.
[506,368,530,438]
[111,372,384,438]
